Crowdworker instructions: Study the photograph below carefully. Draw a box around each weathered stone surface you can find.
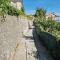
[0,16,28,60]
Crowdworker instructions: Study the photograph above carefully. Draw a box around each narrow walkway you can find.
[11,21,54,60]
[24,29,37,60]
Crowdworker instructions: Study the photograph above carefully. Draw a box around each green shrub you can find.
[34,18,60,60]
[7,6,21,16]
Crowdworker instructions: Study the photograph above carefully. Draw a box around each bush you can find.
[0,0,25,16]
[7,6,20,16]
[34,18,60,60]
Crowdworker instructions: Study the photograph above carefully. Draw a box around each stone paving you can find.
[11,20,54,60]
[0,16,54,60]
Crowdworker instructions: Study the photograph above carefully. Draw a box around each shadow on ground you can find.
[33,27,60,60]
[23,21,60,60]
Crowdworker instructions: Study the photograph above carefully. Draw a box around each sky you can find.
[23,0,60,15]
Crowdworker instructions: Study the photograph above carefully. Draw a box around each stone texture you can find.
[0,16,28,60]
[0,16,54,60]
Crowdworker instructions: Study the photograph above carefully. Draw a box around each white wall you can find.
[11,0,23,10]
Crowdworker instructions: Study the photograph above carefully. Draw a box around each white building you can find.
[46,13,56,20]
[11,0,23,10]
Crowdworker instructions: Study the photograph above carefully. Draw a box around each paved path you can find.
[11,21,54,60]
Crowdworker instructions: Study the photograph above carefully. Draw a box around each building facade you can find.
[11,0,23,10]
[46,13,60,21]
[46,13,56,20]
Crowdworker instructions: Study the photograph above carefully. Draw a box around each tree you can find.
[35,8,46,20]
[0,0,11,19]
[21,7,24,13]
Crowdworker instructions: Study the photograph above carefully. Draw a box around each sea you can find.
[56,17,60,22]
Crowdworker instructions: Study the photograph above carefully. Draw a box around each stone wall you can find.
[0,16,28,60]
